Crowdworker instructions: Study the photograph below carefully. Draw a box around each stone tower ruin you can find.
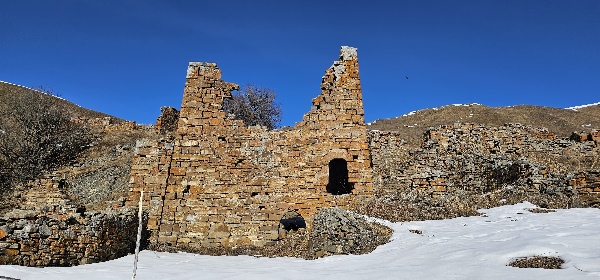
[127,46,373,248]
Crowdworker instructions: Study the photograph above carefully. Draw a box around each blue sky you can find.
[1,1,599,126]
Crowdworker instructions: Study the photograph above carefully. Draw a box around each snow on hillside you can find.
[368,103,484,125]
[1,202,599,280]
[403,103,483,117]
[0,81,68,102]
[566,102,600,111]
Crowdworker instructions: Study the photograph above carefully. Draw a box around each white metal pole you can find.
[132,190,144,280]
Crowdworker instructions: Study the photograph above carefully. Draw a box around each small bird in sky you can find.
[405,76,409,80]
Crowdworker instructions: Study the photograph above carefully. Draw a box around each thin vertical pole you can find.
[132,190,143,280]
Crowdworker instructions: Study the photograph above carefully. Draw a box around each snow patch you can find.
[2,202,600,279]
[400,103,483,118]
[565,102,600,111]
[402,110,417,117]
[0,80,71,104]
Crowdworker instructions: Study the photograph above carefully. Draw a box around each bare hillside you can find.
[368,103,600,147]
[0,82,154,213]
[0,81,120,121]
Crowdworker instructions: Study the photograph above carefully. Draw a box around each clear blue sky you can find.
[1,1,599,126]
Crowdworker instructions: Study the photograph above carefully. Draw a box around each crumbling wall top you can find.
[340,46,358,61]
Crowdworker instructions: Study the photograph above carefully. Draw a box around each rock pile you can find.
[360,123,600,222]
[308,208,391,258]
[369,123,600,198]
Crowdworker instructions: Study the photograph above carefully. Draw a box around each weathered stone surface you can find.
[155,106,180,134]
[126,46,374,249]
[369,123,600,199]
[0,166,140,267]
[308,207,391,258]
[0,207,138,267]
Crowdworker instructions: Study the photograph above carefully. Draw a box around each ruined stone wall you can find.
[0,173,137,267]
[154,106,180,134]
[128,137,173,242]
[72,116,147,132]
[0,208,137,267]
[571,130,600,146]
[127,46,373,248]
[369,124,600,198]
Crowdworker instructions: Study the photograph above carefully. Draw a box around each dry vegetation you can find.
[0,82,154,213]
[368,104,600,148]
[508,256,565,269]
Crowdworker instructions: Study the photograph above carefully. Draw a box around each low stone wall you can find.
[0,173,139,267]
[72,116,148,132]
[368,124,600,198]
[571,130,600,145]
[0,208,138,267]
[569,170,600,195]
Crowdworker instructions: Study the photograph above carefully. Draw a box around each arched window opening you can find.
[326,158,354,195]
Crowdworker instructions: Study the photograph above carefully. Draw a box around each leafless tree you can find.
[223,85,282,130]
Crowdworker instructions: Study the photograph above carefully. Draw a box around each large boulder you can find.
[309,207,391,258]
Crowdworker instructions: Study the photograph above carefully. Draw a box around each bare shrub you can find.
[223,85,282,130]
[0,87,92,193]
[508,256,564,269]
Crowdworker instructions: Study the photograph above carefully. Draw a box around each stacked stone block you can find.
[155,106,180,134]
[0,172,137,267]
[72,116,145,132]
[368,123,600,197]
[126,46,373,249]
[0,209,137,266]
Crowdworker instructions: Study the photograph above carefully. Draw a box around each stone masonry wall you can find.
[369,124,600,198]
[0,173,138,267]
[72,116,145,132]
[154,106,180,134]
[126,46,373,248]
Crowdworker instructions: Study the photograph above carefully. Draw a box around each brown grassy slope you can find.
[0,82,154,212]
[577,103,600,117]
[0,81,121,121]
[368,104,600,147]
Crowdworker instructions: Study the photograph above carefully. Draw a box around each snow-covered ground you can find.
[1,202,599,279]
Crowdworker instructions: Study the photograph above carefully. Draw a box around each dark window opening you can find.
[251,192,259,197]
[58,179,67,190]
[218,136,226,142]
[352,154,359,160]
[279,211,306,232]
[326,158,354,195]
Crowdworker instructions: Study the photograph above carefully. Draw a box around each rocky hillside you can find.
[359,103,600,222]
[368,103,600,148]
[0,82,156,214]
[0,81,117,121]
